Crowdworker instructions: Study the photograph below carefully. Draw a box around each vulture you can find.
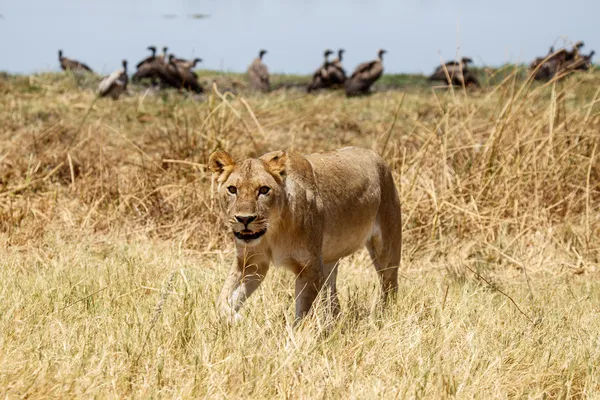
[58,50,93,73]
[532,58,561,81]
[158,46,169,63]
[326,48,346,86]
[247,49,270,92]
[166,55,204,93]
[530,47,555,70]
[532,42,593,81]
[174,57,202,70]
[344,49,386,96]
[132,46,161,84]
[577,50,595,70]
[429,57,472,80]
[565,41,585,61]
[132,46,160,84]
[307,49,334,92]
[133,46,194,88]
[98,60,128,100]
[429,57,479,87]
[136,46,157,69]
[565,49,595,71]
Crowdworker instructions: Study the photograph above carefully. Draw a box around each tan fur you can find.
[208,146,402,321]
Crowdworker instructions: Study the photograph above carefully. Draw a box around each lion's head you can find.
[208,150,287,246]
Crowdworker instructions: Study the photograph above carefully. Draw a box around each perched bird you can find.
[98,60,128,99]
[158,46,169,63]
[133,46,193,87]
[132,62,158,84]
[307,49,334,92]
[565,41,585,61]
[429,57,479,87]
[326,48,347,86]
[530,47,555,70]
[344,49,386,96]
[247,49,270,92]
[578,50,595,70]
[173,57,202,71]
[133,46,160,84]
[531,41,593,81]
[429,57,472,79]
[136,46,157,69]
[331,48,345,67]
[565,49,595,72]
[166,55,204,93]
[58,50,93,73]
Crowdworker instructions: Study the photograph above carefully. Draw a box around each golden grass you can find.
[0,69,599,398]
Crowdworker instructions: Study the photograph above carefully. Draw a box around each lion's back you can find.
[306,147,389,195]
[305,147,397,261]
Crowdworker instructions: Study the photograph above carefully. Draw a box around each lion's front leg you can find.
[218,253,270,322]
[293,258,324,320]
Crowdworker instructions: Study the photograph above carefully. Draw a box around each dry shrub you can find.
[1,70,599,264]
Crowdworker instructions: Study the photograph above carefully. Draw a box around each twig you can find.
[380,94,405,156]
[585,143,597,249]
[106,124,167,173]
[441,285,450,311]
[212,83,260,151]
[59,286,108,311]
[463,264,535,324]
[162,159,205,169]
[131,270,178,368]
[67,153,76,191]
[67,95,99,148]
[240,97,267,139]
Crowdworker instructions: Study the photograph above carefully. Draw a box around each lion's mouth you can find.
[233,229,266,242]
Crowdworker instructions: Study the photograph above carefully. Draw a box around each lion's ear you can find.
[261,150,287,178]
[208,150,235,177]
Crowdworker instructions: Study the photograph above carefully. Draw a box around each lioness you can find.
[208,146,402,321]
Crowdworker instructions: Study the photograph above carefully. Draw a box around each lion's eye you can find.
[227,186,237,194]
[259,186,270,195]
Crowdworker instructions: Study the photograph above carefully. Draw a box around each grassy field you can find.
[1,68,599,398]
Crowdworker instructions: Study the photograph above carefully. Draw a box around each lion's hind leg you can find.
[367,168,402,304]
[366,227,398,304]
[366,201,401,305]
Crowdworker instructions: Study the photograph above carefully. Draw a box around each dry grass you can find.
[0,69,599,398]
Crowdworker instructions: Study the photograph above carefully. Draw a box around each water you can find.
[0,0,597,76]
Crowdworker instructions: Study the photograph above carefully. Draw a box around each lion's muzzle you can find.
[231,214,267,244]
[233,229,266,242]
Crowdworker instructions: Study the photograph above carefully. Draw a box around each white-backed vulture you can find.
[166,55,204,93]
[565,41,585,61]
[133,55,181,88]
[531,41,593,81]
[577,50,595,69]
[174,57,202,71]
[98,60,128,100]
[344,49,386,96]
[133,46,160,84]
[136,46,157,69]
[247,49,270,92]
[58,50,93,73]
[157,46,169,63]
[326,48,346,86]
[530,47,554,69]
[429,57,479,87]
[429,57,472,81]
[565,49,595,71]
[307,49,334,92]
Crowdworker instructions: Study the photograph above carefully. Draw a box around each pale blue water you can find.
[0,0,597,76]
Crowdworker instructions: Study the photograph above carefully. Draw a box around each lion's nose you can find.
[235,215,257,226]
